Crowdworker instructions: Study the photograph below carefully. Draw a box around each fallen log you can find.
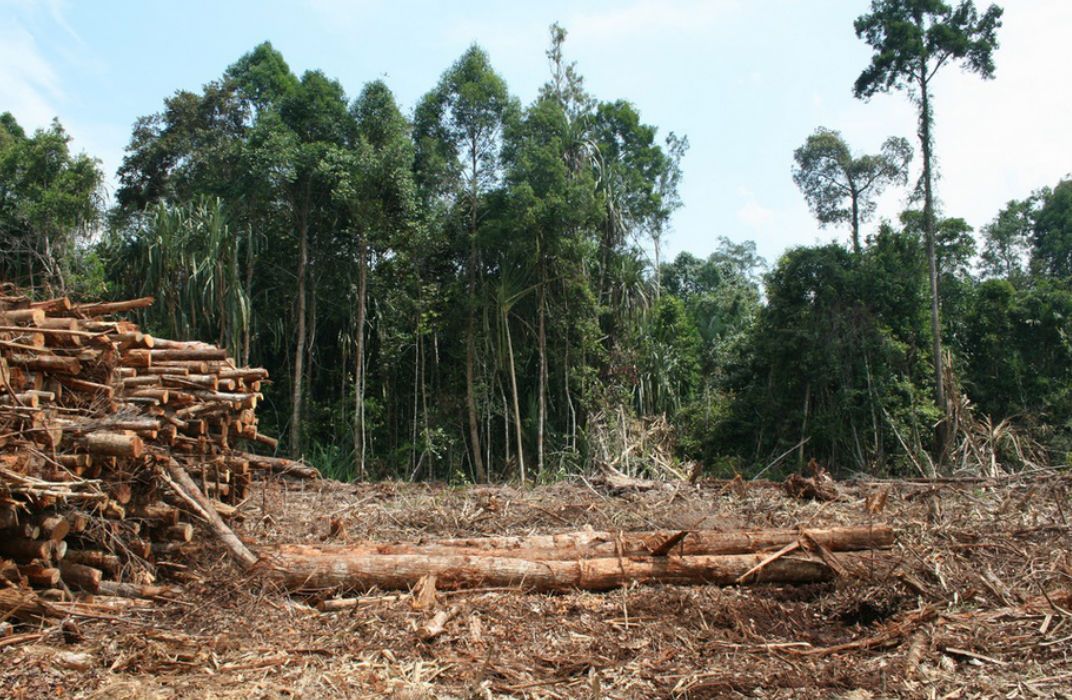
[270,525,893,562]
[263,549,857,593]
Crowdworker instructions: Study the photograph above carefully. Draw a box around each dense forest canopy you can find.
[4,3,1070,481]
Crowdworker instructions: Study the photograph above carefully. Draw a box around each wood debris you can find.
[0,289,315,621]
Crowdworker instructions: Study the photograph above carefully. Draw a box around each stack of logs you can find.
[0,288,314,608]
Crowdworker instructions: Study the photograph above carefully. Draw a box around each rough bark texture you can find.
[267,549,864,593]
[266,525,893,562]
[289,209,309,457]
[919,71,945,423]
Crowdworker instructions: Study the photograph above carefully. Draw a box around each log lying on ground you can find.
[264,549,887,593]
[287,525,893,561]
[261,526,895,593]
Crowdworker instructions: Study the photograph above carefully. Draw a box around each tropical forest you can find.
[1,2,1070,697]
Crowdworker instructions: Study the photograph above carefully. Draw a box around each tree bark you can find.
[465,139,486,483]
[267,549,862,593]
[289,206,309,457]
[266,525,893,562]
[919,71,945,421]
[537,271,547,480]
[503,308,526,483]
[353,231,368,479]
[241,225,254,367]
[850,189,861,255]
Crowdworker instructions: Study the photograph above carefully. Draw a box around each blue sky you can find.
[2,0,1069,265]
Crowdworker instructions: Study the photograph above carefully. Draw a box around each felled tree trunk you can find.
[264,549,865,593]
[267,525,892,562]
[262,525,894,593]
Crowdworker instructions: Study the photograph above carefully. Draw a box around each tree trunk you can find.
[289,208,308,458]
[850,190,861,255]
[241,225,254,367]
[503,308,526,483]
[465,142,486,483]
[353,232,368,479]
[919,73,945,421]
[267,525,892,561]
[268,549,872,593]
[537,268,547,480]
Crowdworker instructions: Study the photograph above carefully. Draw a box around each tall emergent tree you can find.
[853,0,1002,419]
[792,127,912,254]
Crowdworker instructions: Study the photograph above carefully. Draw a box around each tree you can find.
[324,80,416,477]
[0,114,103,292]
[980,195,1039,282]
[854,0,1003,421]
[792,127,912,254]
[414,45,515,482]
[1030,180,1072,279]
[276,70,353,457]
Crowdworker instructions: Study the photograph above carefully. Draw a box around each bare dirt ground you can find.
[2,473,1071,699]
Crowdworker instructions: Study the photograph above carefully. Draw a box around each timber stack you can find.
[0,285,315,607]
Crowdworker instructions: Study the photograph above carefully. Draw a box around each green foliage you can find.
[853,1,1004,100]
[0,114,103,292]
[105,196,250,358]
[980,195,1038,282]
[1030,180,1072,279]
[27,17,1063,484]
[719,227,938,474]
[792,127,911,253]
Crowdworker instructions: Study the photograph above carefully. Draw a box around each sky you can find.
[2,0,1069,266]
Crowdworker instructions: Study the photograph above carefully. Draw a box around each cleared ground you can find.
[2,472,1070,699]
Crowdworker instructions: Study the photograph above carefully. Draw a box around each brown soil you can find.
[2,474,1071,699]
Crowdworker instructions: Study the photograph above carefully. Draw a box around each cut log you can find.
[56,376,114,398]
[18,563,60,587]
[59,561,103,592]
[70,297,155,316]
[63,550,120,576]
[0,308,45,325]
[28,297,72,313]
[8,354,81,374]
[165,523,194,542]
[122,349,152,367]
[84,432,144,459]
[35,514,70,542]
[129,502,180,525]
[239,453,319,479]
[151,348,228,362]
[0,536,51,562]
[267,526,893,562]
[97,580,179,600]
[264,550,854,593]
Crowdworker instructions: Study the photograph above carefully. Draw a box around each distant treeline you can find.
[4,5,1069,480]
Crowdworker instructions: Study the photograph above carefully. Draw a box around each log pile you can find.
[264,524,895,595]
[0,287,314,605]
